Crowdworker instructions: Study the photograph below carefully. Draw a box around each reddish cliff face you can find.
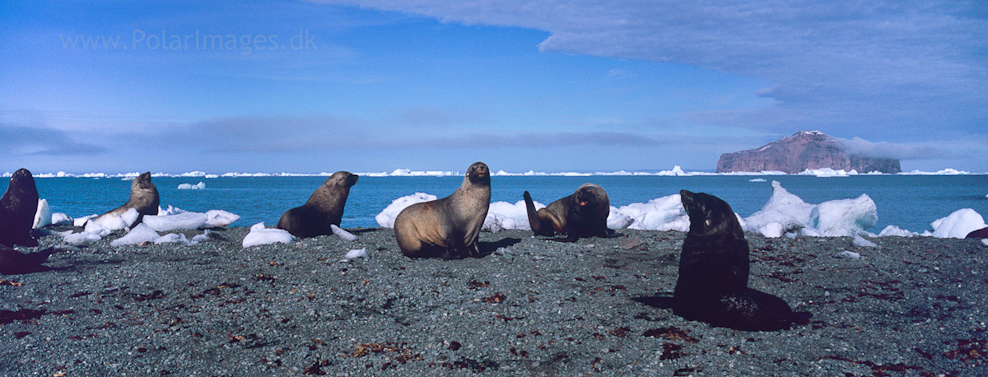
[716,131,901,174]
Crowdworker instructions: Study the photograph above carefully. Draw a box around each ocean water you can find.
[6,175,988,234]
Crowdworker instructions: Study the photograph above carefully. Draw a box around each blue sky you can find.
[1,0,986,174]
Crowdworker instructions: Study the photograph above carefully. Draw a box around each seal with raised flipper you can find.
[394,162,491,259]
[277,171,358,238]
[674,190,811,331]
[0,168,40,247]
[93,171,160,225]
[523,183,613,241]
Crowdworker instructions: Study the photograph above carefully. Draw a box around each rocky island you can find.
[716,131,901,174]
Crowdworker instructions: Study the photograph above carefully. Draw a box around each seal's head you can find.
[327,171,359,188]
[680,190,743,239]
[6,168,38,200]
[466,162,490,186]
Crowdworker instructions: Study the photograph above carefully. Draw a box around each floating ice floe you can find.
[925,208,986,239]
[33,199,52,229]
[177,182,206,190]
[242,222,293,247]
[375,193,438,228]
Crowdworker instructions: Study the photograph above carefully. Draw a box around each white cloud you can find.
[309,0,988,139]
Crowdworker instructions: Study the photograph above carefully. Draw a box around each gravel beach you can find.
[2,227,987,376]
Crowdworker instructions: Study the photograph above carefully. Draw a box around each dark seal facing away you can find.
[523,183,614,242]
[92,171,160,224]
[674,190,810,331]
[0,168,40,247]
[277,171,359,238]
[394,162,491,259]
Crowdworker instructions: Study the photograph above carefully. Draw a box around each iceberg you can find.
[609,194,689,232]
[177,182,206,190]
[144,212,208,232]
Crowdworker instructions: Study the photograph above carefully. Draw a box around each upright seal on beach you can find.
[0,244,56,275]
[523,183,613,241]
[277,171,359,238]
[0,168,40,247]
[394,162,491,259]
[674,190,810,331]
[93,171,159,224]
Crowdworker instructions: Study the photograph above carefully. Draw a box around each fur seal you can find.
[394,162,491,259]
[0,244,55,274]
[94,171,159,224]
[966,227,988,239]
[0,168,40,247]
[674,190,810,331]
[277,171,359,238]
[523,183,613,241]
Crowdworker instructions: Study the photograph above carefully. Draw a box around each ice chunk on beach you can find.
[744,181,815,237]
[242,222,294,247]
[154,233,197,246]
[483,200,537,232]
[177,182,206,190]
[878,225,918,237]
[606,208,635,230]
[158,205,187,216]
[74,215,96,228]
[744,181,877,238]
[33,199,52,229]
[928,208,986,239]
[110,223,161,246]
[344,248,369,260]
[86,208,140,234]
[852,234,878,248]
[809,194,878,237]
[610,194,689,232]
[51,212,72,226]
[375,193,438,228]
[144,212,208,232]
[205,210,240,227]
[758,222,786,238]
[331,224,357,241]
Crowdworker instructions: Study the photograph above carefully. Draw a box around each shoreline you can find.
[2,227,987,376]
